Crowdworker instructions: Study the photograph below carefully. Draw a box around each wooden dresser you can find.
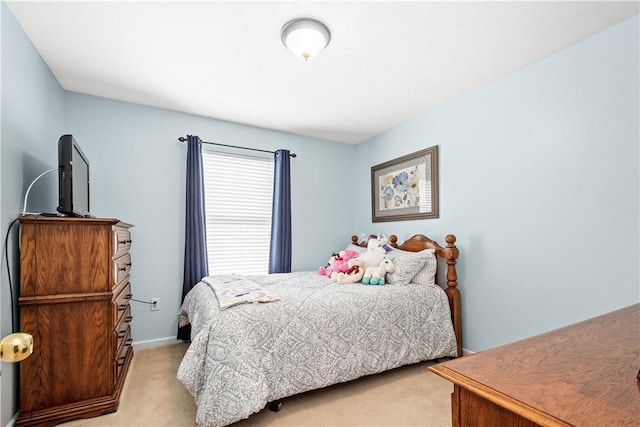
[429,304,640,427]
[17,216,134,426]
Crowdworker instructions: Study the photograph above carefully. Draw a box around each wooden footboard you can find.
[351,234,462,357]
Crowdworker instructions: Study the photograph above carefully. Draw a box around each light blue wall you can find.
[2,1,639,423]
[353,15,640,352]
[1,2,65,424]
[63,92,355,344]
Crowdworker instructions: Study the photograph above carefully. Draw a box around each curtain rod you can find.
[178,137,297,158]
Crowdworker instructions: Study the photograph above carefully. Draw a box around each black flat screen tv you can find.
[57,134,91,217]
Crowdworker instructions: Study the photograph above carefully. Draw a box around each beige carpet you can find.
[62,343,453,427]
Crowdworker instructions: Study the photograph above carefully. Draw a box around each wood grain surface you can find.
[430,304,640,426]
[17,216,134,426]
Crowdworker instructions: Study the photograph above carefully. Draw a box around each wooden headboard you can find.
[351,234,462,357]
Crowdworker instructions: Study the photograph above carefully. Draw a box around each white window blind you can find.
[202,150,273,275]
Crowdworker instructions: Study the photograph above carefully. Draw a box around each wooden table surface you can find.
[430,303,640,426]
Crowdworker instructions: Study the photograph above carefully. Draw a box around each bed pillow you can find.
[386,248,435,286]
[410,249,438,287]
[344,243,366,254]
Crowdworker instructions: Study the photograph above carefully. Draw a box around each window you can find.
[202,150,273,275]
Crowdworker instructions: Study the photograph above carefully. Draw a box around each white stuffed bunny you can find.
[361,237,386,270]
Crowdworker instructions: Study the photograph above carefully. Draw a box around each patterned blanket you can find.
[177,271,456,427]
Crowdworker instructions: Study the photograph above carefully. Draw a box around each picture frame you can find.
[371,146,439,223]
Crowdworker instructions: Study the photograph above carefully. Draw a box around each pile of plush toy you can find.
[317,237,395,285]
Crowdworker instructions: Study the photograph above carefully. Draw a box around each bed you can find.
[177,233,462,427]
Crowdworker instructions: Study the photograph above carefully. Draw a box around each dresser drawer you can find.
[114,326,132,380]
[112,282,132,322]
[113,228,132,258]
[114,253,132,286]
[114,305,132,350]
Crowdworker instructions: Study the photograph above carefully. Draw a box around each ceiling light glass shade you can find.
[0,332,34,363]
[281,18,331,61]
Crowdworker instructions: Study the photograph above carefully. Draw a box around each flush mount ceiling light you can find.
[281,18,331,61]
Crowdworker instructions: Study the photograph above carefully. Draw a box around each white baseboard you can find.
[132,336,186,350]
[462,347,476,356]
[5,412,18,427]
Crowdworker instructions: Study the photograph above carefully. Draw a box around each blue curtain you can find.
[178,135,209,340]
[268,149,292,273]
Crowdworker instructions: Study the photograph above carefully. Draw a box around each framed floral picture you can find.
[371,146,439,222]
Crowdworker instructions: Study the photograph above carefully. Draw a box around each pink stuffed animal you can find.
[318,249,359,279]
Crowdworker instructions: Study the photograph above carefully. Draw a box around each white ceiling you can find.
[6,1,639,144]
